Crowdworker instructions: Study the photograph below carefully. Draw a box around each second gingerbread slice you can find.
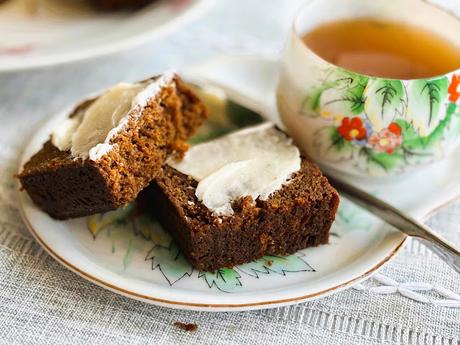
[18,72,207,219]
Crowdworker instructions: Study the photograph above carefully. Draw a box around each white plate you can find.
[17,58,460,311]
[0,0,212,71]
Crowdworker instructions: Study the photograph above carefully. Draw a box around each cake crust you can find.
[141,158,339,271]
[18,76,207,219]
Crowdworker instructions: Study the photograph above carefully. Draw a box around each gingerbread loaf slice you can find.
[141,124,339,271]
[18,72,207,219]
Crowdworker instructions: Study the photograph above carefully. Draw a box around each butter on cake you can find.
[18,72,207,219]
[141,124,339,271]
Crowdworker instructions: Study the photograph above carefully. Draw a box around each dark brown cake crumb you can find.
[141,157,339,271]
[18,75,207,219]
[173,322,198,332]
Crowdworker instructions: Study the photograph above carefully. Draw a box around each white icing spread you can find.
[168,123,301,216]
[51,71,176,161]
[51,116,81,152]
[71,82,144,160]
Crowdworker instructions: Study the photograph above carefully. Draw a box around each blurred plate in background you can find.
[0,0,212,71]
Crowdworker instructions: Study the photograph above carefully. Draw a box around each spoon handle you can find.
[327,175,460,274]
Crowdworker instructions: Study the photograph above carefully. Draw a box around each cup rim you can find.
[291,0,460,82]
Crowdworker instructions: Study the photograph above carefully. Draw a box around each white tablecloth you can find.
[1,1,459,344]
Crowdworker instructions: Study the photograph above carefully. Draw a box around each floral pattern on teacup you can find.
[302,69,460,175]
[449,74,460,103]
[367,123,403,154]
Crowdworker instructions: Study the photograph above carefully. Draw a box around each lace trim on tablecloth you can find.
[259,305,459,345]
[354,273,460,308]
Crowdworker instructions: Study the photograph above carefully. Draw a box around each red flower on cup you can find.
[338,117,367,141]
[448,74,460,103]
[368,123,403,154]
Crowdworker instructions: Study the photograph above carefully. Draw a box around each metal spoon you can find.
[192,82,460,274]
[326,174,460,274]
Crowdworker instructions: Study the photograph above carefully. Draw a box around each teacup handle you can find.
[184,54,283,127]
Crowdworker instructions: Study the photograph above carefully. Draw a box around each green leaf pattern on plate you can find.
[237,254,314,278]
[331,198,376,234]
[198,269,242,293]
[86,197,375,292]
[84,84,380,292]
[87,203,134,237]
[146,241,194,286]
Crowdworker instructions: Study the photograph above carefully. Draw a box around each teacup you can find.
[277,0,460,178]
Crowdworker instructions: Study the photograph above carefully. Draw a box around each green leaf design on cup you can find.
[406,77,449,136]
[396,102,457,157]
[360,147,406,172]
[364,79,405,131]
[302,69,368,117]
[303,68,460,175]
[313,126,355,162]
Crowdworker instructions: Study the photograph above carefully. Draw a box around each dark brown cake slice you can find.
[18,73,207,219]
[142,146,339,271]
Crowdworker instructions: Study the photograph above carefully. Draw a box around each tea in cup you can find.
[277,0,460,177]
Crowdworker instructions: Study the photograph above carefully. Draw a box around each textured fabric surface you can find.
[1,0,460,344]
